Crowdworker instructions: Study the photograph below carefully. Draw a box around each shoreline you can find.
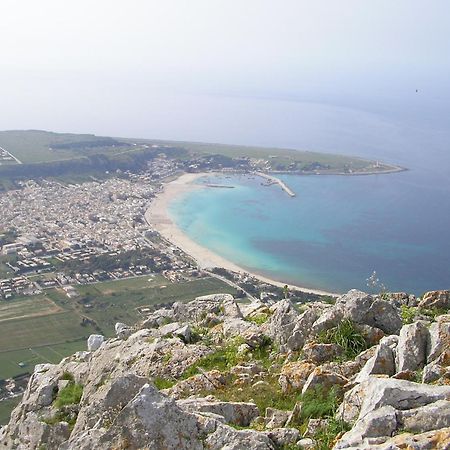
[145,171,338,297]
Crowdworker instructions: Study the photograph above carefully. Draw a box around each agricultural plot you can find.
[0,295,62,323]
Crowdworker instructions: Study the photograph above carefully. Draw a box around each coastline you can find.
[145,171,338,297]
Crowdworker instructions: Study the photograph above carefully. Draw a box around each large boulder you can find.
[336,290,403,335]
[339,377,450,423]
[87,334,104,352]
[334,405,398,449]
[302,342,343,364]
[177,398,259,427]
[355,343,395,383]
[205,423,276,449]
[301,368,348,396]
[419,290,450,309]
[265,300,299,352]
[427,314,450,363]
[91,384,204,450]
[397,400,450,433]
[395,321,429,372]
[279,361,317,393]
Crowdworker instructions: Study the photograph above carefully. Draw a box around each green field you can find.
[0,130,132,164]
[0,397,21,425]
[0,275,236,380]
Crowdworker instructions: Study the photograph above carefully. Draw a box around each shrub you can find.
[153,376,176,390]
[401,305,416,324]
[59,372,74,382]
[54,383,83,408]
[299,386,341,421]
[246,313,270,325]
[313,417,351,450]
[317,319,368,359]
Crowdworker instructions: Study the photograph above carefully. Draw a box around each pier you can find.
[254,172,296,197]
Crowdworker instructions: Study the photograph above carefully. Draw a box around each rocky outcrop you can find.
[1,289,448,450]
[419,290,450,309]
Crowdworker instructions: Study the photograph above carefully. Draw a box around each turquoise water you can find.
[170,170,450,295]
[166,96,450,295]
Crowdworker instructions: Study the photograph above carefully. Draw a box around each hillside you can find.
[1,289,449,449]
[0,130,402,190]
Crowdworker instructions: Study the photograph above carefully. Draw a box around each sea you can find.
[167,96,450,295]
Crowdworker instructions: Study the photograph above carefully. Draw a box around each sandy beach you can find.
[145,172,338,297]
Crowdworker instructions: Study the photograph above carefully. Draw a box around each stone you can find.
[96,384,204,450]
[296,438,315,449]
[87,334,104,352]
[264,428,300,447]
[423,352,450,384]
[355,343,395,383]
[379,334,399,348]
[115,322,132,339]
[419,290,450,309]
[377,427,450,450]
[173,324,192,343]
[205,423,276,449]
[395,321,429,372]
[264,408,289,429]
[223,318,257,338]
[287,307,321,351]
[339,377,450,423]
[427,315,450,363]
[177,398,259,427]
[338,290,403,335]
[279,361,317,393]
[334,405,398,449]
[301,368,348,396]
[397,400,450,434]
[266,300,299,352]
[304,418,329,437]
[302,342,343,364]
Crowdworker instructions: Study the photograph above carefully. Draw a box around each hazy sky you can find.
[1,0,449,139]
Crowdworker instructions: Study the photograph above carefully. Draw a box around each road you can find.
[0,146,22,164]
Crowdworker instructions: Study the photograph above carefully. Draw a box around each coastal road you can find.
[0,146,22,164]
[203,269,259,303]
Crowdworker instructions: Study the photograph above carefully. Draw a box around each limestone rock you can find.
[419,290,450,309]
[339,377,450,423]
[264,427,300,447]
[397,400,450,433]
[205,423,276,450]
[115,322,132,339]
[302,342,343,364]
[177,397,259,427]
[87,334,104,352]
[334,405,397,449]
[266,299,299,352]
[395,321,429,372]
[264,407,289,429]
[337,290,403,335]
[301,368,348,396]
[355,343,395,383]
[94,384,204,450]
[287,307,321,351]
[427,314,450,363]
[279,361,317,393]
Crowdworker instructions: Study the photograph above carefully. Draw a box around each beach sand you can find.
[145,172,338,297]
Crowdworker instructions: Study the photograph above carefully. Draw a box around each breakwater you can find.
[254,172,296,197]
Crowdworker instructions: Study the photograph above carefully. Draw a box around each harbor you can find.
[254,172,296,197]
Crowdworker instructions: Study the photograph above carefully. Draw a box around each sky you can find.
[1,0,449,139]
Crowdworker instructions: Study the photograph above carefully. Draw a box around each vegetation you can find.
[401,305,416,324]
[152,376,176,390]
[317,319,368,360]
[54,382,83,408]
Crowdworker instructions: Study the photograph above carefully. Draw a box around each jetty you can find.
[254,172,296,197]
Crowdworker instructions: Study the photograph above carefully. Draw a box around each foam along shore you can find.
[254,171,296,197]
[145,172,337,297]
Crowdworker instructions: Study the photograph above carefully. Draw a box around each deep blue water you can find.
[168,100,450,295]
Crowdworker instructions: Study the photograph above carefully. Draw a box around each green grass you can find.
[0,130,130,164]
[54,382,83,408]
[0,294,62,322]
[0,396,21,425]
[153,376,176,390]
[317,319,368,360]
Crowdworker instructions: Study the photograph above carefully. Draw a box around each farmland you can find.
[0,275,236,380]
